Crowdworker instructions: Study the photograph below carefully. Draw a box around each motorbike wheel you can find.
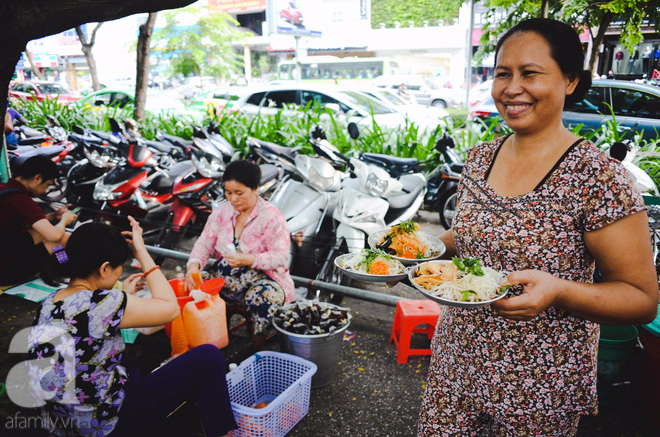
[314,239,352,305]
[438,188,458,230]
[39,174,69,202]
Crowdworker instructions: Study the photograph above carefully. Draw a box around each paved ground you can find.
[0,210,658,436]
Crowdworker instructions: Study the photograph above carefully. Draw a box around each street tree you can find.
[151,5,246,81]
[0,0,196,121]
[75,23,104,92]
[135,13,158,122]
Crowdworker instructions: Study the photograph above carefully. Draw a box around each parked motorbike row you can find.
[8,117,281,253]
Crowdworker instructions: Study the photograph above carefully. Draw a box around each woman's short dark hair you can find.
[494,18,591,107]
[41,223,130,286]
[223,160,261,190]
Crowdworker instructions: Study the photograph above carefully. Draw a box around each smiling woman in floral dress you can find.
[418,18,658,436]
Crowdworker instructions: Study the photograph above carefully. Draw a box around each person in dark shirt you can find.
[0,156,77,285]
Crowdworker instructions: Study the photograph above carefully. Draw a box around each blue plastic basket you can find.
[226,351,317,437]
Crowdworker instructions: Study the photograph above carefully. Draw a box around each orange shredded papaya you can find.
[368,260,389,275]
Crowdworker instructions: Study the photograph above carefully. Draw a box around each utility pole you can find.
[464,0,475,109]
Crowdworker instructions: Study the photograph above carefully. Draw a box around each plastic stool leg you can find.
[396,322,415,364]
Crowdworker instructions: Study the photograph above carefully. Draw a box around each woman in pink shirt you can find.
[186,160,294,350]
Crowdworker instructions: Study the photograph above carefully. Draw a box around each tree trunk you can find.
[25,51,46,80]
[588,12,614,76]
[540,0,549,18]
[75,23,103,91]
[135,12,157,122]
[0,0,195,128]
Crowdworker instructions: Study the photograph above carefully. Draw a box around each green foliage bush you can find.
[11,97,660,190]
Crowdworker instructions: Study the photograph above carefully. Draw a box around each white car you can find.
[233,84,416,130]
[372,74,463,109]
[356,86,451,127]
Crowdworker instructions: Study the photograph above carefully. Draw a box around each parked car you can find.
[233,84,419,130]
[8,81,82,103]
[372,74,463,109]
[188,86,248,116]
[77,89,134,108]
[355,86,451,126]
[470,79,660,140]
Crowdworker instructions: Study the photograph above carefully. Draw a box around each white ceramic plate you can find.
[407,262,509,308]
[334,253,409,282]
[368,229,446,265]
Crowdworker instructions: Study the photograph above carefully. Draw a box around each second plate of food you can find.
[334,249,409,282]
[408,258,510,308]
[368,221,446,265]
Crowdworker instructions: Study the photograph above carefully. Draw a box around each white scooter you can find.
[315,132,427,294]
[249,129,348,281]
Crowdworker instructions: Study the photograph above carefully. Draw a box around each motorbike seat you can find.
[386,174,425,209]
[251,138,297,161]
[160,133,192,150]
[70,133,105,145]
[143,139,180,156]
[259,163,279,186]
[361,153,420,178]
[147,162,194,195]
[449,163,464,173]
[17,126,46,138]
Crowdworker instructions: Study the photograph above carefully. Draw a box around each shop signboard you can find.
[209,0,266,13]
[266,0,322,37]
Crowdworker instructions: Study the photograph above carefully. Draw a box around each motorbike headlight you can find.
[191,152,224,178]
[84,147,116,168]
[93,181,124,201]
[308,167,335,192]
[365,173,388,197]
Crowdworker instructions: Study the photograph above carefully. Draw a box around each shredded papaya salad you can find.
[376,220,444,259]
[340,249,405,276]
[412,257,510,302]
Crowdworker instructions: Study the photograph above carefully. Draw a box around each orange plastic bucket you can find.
[165,295,194,338]
[168,278,188,298]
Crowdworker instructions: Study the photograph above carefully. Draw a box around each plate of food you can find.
[368,220,446,265]
[334,249,409,282]
[408,257,510,308]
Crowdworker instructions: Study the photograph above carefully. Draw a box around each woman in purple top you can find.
[27,217,237,437]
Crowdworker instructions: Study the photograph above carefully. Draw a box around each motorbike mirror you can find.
[46,115,61,127]
[310,125,326,140]
[108,118,122,134]
[609,142,628,162]
[435,133,455,151]
[347,122,360,140]
[72,125,85,135]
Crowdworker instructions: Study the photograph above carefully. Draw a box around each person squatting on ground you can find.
[26,217,237,436]
[0,155,77,286]
[186,160,294,351]
[418,18,658,436]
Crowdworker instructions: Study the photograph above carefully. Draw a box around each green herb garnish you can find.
[461,290,477,301]
[499,285,510,296]
[399,219,417,234]
[452,257,485,277]
[357,249,390,272]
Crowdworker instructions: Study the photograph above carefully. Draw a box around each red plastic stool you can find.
[390,299,441,364]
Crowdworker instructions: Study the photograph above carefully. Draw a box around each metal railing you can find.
[145,244,403,307]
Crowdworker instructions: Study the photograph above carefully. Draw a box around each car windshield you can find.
[36,83,70,95]
[374,90,407,106]
[337,90,395,114]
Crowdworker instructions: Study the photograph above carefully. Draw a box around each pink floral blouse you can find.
[188,197,294,302]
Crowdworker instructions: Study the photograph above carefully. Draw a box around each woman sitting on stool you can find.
[186,160,294,351]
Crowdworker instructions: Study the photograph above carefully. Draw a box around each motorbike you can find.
[424,134,464,229]
[258,128,346,281]
[310,124,427,301]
